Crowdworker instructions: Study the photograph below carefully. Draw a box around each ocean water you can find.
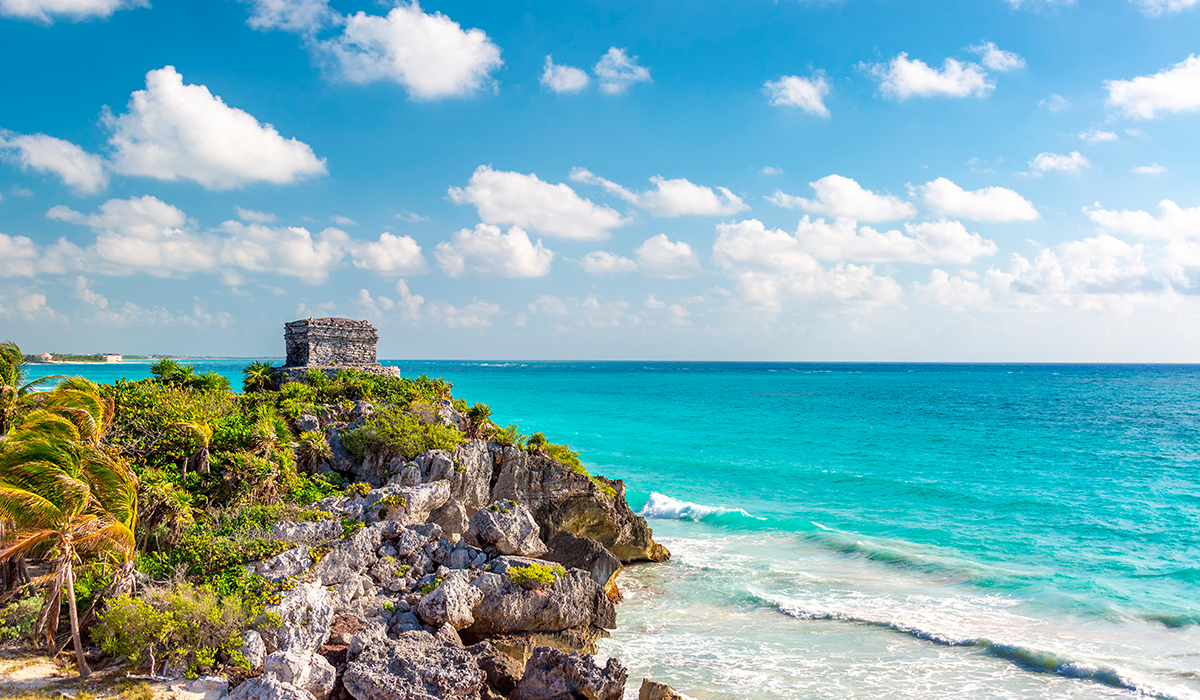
[29,361,1200,699]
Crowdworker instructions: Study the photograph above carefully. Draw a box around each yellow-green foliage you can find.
[543,443,618,499]
[420,577,443,594]
[93,583,252,675]
[0,594,43,642]
[341,404,464,461]
[506,562,565,589]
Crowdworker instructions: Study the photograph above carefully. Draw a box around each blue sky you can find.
[2,0,1200,361]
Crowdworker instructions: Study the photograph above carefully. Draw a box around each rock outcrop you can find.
[417,574,484,630]
[510,647,627,700]
[259,582,334,654]
[342,628,486,700]
[227,674,316,700]
[639,679,691,700]
[468,501,548,558]
[263,651,337,700]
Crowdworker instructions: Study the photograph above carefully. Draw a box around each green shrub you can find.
[341,405,464,461]
[421,577,443,594]
[506,563,565,589]
[93,583,252,676]
[0,594,43,643]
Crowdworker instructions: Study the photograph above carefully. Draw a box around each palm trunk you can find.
[64,562,91,678]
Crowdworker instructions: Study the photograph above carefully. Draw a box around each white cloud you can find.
[969,42,1026,72]
[355,279,425,322]
[0,289,63,322]
[520,295,636,330]
[761,166,784,175]
[865,53,993,100]
[635,234,705,278]
[767,174,917,222]
[245,0,333,33]
[217,221,351,281]
[712,219,904,313]
[428,298,500,329]
[594,47,651,95]
[449,166,625,240]
[396,210,428,223]
[570,168,746,217]
[1040,93,1069,112]
[236,206,276,223]
[0,233,39,277]
[434,224,553,278]
[1135,0,1200,16]
[0,132,108,194]
[581,251,637,276]
[1083,199,1200,240]
[350,232,428,275]
[763,74,830,117]
[1132,163,1167,175]
[72,276,107,308]
[331,215,356,226]
[793,216,998,264]
[1005,0,1076,8]
[319,2,503,100]
[918,177,1039,222]
[1028,151,1090,174]
[0,0,145,22]
[1105,55,1200,119]
[105,66,327,190]
[541,55,590,93]
[1079,129,1119,143]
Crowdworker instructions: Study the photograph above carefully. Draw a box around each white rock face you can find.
[417,574,484,630]
[259,582,334,654]
[468,500,548,558]
[226,674,316,700]
[264,650,337,700]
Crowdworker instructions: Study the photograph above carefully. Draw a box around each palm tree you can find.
[0,389,138,678]
[0,341,63,436]
[465,402,493,439]
[249,422,279,461]
[295,430,331,475]
[241,361,277,393]
[173,421,214,475]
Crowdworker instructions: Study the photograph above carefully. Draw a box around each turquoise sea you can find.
[29,361,1200,699]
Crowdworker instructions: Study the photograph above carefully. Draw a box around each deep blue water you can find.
[29,360,1200,699]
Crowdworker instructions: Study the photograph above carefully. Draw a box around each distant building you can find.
[39,352,53,362]
[103,353,122,363]
[280,317,400,382]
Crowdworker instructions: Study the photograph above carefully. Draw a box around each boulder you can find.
[241,630,267,669]
[248,545,312,582]
[511,647,627,700]
[264,651,337,700]
[489,450,668,564]
[272,519,341,545]
[542,530,621,592]
[466,641,524,697]
[464,566,615,642]
[260,582,334,654]
[314,527,382,586]
[468,501,547,558]
[429,499,469,534]
[418,574,484,630]
[295,414,320,432]
[227,674,316,700]
[639,679,690,700]
[342,628,486,700]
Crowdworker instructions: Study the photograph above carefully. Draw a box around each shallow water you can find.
[31,361,1200,699]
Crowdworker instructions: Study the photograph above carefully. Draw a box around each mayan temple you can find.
[280,317,401,381]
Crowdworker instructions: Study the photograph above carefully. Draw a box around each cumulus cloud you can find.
[1135,0,1200,16]
[1083,199,1200,241]
[72,276,107,308]
[569,168,747,217]
[0,0,145,23]
[0,132,108,194]
[245,0,333,33]
[541,55,589,93]
[712,219,903,313]
[792,216,998,264]
[581,235,704,279]
[1105,55,1200,119]
[918,177,1039,222]
[865,53,993,100]
[761,166,784,175]
[350,232,427,275]
[1028,151,1089,175]
[1132,163,1167,175]
[0,233,39,277]
[318,2,502,100]
[105,66,327,190]
[434,224,553,278]
[1040,93,1069,112]
[969,42,1027,72]
[236,207,276,223]
[763,74,831,117]
[581,251,637,276]
[594,47,651,95]
[519,295,636,330]
[766,174,916,222]
[1079,129,1118,144]
[449,166,624,240]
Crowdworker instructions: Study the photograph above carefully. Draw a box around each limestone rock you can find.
[468,501,548,558]
[466,641,524,697]
[342,628,486,700]
[429,499,469,534]
[418,574,484,630]
[542,530,621,591]
[511,647,627,700]
[260,582,334,654]
[464,566,615,641]
[295,414,320,433]
[314,527,382,586]
[639,679,690,700]
[272,519,341,545]
[248,545,312,583]
[489,450,668,564]
[227,674,316,700]
[264,651,337,700]
[241,630,267,670]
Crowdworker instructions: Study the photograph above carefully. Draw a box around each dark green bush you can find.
[341,404,464,461]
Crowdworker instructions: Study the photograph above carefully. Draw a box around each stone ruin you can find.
[280,317,401,382]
